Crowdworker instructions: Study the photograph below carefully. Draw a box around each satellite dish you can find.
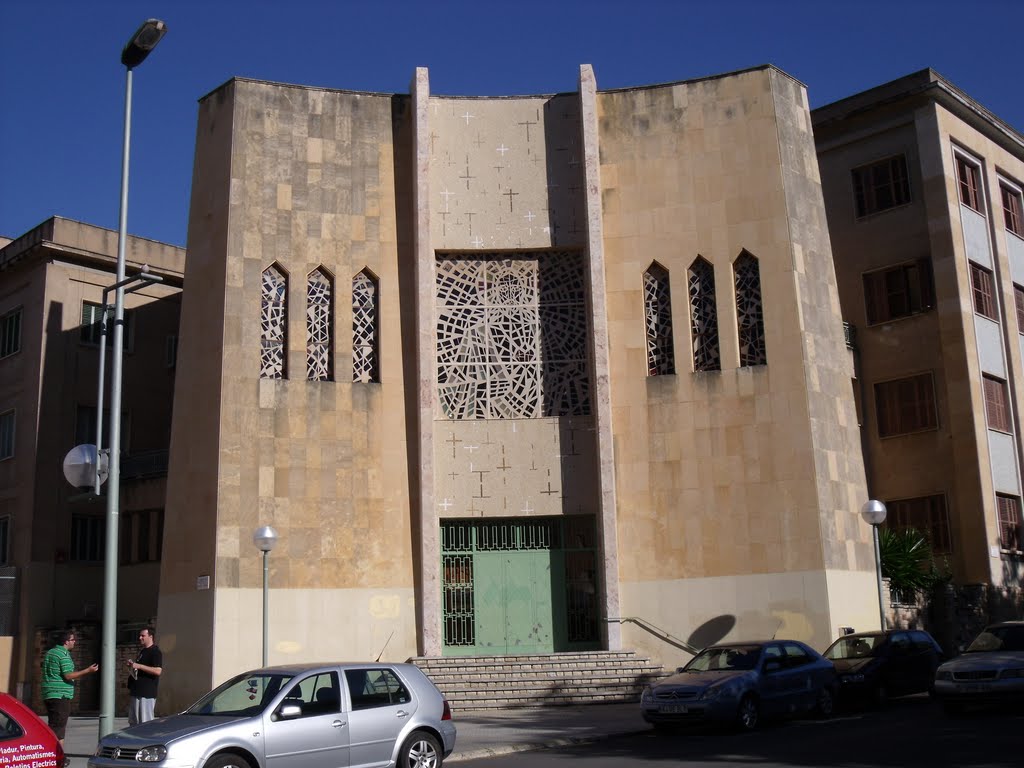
[63,444,108,488]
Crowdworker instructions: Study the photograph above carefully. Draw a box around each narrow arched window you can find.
[307,267,333,381]
[352,270,379,383]
[688,257,720,372]
[734,251,767,367]
[643,263,675,376]
[260,264,287,379]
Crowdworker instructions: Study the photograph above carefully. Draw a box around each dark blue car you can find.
[641,640,837,731]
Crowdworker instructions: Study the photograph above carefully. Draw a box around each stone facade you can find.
[157,64,875,710]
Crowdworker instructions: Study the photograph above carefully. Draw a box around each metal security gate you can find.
[441,516,600,655]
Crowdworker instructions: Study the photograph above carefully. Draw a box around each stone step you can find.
[410,649,667,709]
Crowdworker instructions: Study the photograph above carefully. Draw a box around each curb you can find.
[447,727,652,762]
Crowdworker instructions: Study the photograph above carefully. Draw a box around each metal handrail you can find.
[606,616,702,655]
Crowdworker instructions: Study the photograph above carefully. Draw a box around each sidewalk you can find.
[64,702,649,765]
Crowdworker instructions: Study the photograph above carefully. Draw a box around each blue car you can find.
[641,640,837,731]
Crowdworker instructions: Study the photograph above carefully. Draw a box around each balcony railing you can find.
[843,321,856,350]
[120,449,169,481]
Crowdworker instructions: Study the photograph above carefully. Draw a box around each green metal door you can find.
[441,517,599,656]
[475,551,555,653]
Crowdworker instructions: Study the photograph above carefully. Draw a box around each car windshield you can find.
[966,625,1024,653]
[686,646,762,672]
[186,672,294,716]
[824,635,884,660]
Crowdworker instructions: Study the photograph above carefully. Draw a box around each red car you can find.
[0,693,67,768]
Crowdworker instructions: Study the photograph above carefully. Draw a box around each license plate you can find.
[659,704,688,714]
[958,683,990,694]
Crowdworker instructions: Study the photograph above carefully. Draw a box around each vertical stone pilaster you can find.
[579,65,621,650]
[411,67,441,655]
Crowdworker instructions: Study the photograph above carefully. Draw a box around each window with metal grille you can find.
[997,495,1022,552]
[71,514,105,561]
[307,268,333,381]
[734,251,766,367]
[863,259,934,325]
[260,265,287,379]
[0,411,13,460]
[956,155,983,212]
[970,263,997,320]
[886,495,952,554]
[1002,182,1024,237]
[352,270,379,384]
[688,257,720,372]
[0,308,21,359]
[643,263,675,376]
[852,154,911,217]
[983,375,1012,433]
[874,373,937,438]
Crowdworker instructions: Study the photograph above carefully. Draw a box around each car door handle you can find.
[332,720,346,728]
[396,710,410,718]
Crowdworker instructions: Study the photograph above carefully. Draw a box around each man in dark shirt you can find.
[127,627,162,725]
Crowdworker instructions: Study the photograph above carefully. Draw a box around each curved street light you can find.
[99,18,167,739]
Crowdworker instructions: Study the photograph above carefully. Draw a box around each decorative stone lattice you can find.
[436,252,589,419]
[306,268,333,381]
[352,271,379,383]
[734,251,767,367]
[643,264,675,376]
[688,257,720,372]
[260,265,287,379]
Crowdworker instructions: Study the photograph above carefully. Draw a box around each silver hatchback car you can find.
[88,662,456,768]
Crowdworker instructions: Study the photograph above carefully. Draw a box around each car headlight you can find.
[999,668,1024,679]
[935,671,953,681]
[641,686,652,702]
[136,746,167,762]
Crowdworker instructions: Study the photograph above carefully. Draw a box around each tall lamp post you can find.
[253,526,279,666]
[861,499,888,631]
[99,18,167,739]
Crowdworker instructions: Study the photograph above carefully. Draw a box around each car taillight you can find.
[442,699,452,721]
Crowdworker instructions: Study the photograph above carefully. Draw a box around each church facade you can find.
[157,64,875,709]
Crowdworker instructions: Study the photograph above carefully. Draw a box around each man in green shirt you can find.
[40,630,98,744]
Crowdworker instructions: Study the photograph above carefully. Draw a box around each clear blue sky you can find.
[2,0,1022,248]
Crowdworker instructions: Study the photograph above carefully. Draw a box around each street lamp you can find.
[861,499,888,632]
[253,526,279,666]
[98,18,167,739]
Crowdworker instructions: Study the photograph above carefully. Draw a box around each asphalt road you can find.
[454,695,1024,768]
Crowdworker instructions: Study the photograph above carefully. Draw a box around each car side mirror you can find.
[764,661,781,674]
[675,667,686,673]
[276,704,302,720]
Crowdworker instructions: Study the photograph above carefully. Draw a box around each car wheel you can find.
[203,754,254,768]
[815,686,835,718]
[399,730,443,768]
[736,694,760,731]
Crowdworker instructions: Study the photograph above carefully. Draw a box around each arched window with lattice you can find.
[260,264,287,379]
[734,250,767,367]
[688,257,720,372]
[352,269,379,383]
[643,263,675,376]
[306,267,333,381]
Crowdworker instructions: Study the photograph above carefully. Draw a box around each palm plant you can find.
[879,527,948,602]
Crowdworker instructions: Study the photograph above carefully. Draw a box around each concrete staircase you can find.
[410,650,666,710]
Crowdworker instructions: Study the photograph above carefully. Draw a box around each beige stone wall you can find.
[162,79,415,710]
[597,67,872,651]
